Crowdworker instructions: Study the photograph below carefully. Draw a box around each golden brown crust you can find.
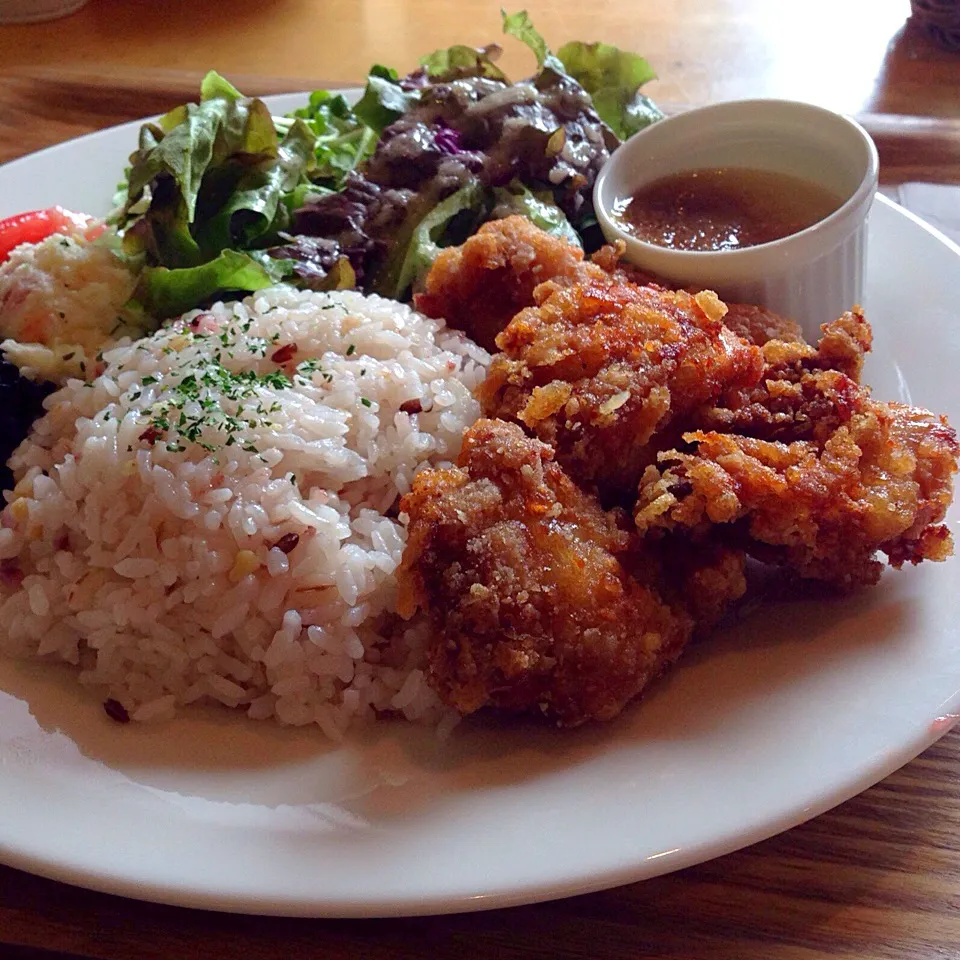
[635,400,959,588]
[693,310,873,444]
[403,222,958,727]
[721,302,805,346]
[397,419,694,725]
[414,212,807,356]
[413,215,594,352]
[478,278,764,502]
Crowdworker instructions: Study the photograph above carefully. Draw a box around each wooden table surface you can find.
[0,2,959,958]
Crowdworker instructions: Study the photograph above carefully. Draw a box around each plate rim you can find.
[0,96,957,918]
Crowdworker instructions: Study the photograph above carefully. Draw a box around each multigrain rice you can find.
[0,286,489,738]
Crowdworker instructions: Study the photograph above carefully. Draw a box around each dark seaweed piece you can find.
[0,359,54,493]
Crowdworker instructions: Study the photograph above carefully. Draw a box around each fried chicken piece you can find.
[694,309,873,444]
[397,419,694,725]
[478,277,764,502]
[810,307,873,381]
[595,241,809,350]
[588,241,665,289]
[635,400,959,588]
[720,302,805,346]
[415,213,802,360]
[662,538,749,625]
[414,215,671,351]
[414,215,593,351]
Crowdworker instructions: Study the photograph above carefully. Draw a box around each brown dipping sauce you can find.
[614,167,845,252]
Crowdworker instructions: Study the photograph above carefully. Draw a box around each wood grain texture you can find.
[0,68,325,167]
[0,0,956,120]
[0,5,957,957]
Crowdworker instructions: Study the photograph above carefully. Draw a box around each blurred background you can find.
[0,0,955,116]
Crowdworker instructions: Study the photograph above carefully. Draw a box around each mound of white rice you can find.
[0,286,488,738]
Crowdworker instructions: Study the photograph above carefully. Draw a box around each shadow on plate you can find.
[0,570,914,810]
[348,577,913,804]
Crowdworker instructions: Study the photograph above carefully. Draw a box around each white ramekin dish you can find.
[593,99,880,342]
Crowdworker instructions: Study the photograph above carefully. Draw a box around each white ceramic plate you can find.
[0,95,958,918]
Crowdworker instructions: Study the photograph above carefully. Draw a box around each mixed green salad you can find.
[110,10,662,318]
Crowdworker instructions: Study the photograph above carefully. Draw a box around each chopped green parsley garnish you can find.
[128,322,299,456]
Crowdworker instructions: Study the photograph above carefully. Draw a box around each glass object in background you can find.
[0,0,88,23]
[910,0,960,50]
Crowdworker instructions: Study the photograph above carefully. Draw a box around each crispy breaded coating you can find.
[661,538,749,625]
[414,210,806,357]
[478,277,764,502]
[589,241,665,289]
[405,221,958,728]
[721,302,805,346]
[414,216,669,352]
[694,310,873,444]
[414,215,593,351]
[812,307,873,381]
[635,400,959,588]
[397,419,694,725]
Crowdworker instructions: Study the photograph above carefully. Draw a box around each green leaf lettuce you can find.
[491,181,582,247]
[557,40,664,138]
[353,65,420,134]
[501,10,663,139]
[136,249,287,318]
[419,43,508,82]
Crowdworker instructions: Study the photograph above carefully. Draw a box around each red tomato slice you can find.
[0,207,104,263]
